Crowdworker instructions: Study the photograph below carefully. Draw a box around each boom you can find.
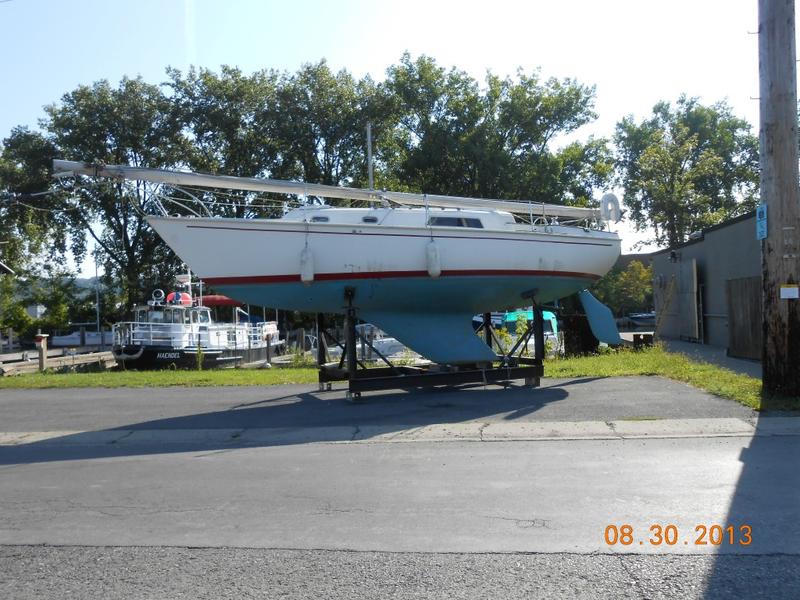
[53,159,609,221]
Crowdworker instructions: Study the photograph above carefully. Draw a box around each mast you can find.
[53,159,604,221]
[366,122,374,191]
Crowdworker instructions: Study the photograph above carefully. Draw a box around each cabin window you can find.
[362,216,378,223]
[150,311,164,323]
[310,216,329,223]
[198,310,211,324]
[428,216,484,228]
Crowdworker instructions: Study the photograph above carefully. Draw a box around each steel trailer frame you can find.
[316,287,546,401]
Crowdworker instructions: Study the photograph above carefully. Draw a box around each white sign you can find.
[780,284,799,299]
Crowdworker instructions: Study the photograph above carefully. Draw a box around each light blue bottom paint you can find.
[578,290,622,345]
[215,275,594,364]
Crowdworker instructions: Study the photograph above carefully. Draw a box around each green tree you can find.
[274,60,397,192]
[168,66,287,218]
[40,77,189,316]
[0,273,31,336]
[0,128,65,270]
[385,54,612,204]
[592,260,653,317]
[0,130,68,336]
[20,267,81,334]
[615,96,758,248]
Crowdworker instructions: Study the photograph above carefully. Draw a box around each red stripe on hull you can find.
[204,269,601,286]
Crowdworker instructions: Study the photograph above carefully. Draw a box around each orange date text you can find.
[603,524,752,546]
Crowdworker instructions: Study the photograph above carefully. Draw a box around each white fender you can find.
[426,240,441,278]
[300,246,314,284]
[599,193,621,223]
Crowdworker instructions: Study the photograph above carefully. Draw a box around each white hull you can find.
[147,213,620,309]
[146,212,619,364]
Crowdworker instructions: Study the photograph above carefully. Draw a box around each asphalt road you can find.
[0,376,756,431]
[1,377,798,599]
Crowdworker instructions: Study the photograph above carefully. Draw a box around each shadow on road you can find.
[702,412,800,598]
[0,383,569,466]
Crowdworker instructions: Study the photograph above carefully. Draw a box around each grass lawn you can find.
[0,345,792,411]
[547,346,770,410]
[0,367,319,389]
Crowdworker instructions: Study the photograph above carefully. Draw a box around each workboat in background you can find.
[112,288,283,369]
[55,160,623,364]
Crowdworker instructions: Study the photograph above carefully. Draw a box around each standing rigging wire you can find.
[157,184,304,216]
[0,179,299,220]
[0,185,85,213]
[4,199,82,213]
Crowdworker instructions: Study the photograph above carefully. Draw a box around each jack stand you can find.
[524,304,545,387]
[343,287,362,402]
[316,313,331,391]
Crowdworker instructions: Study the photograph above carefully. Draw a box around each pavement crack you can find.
[617,554,646,598]
[350,425,361,442]
[482,515,551,529]
[478,422,489,441]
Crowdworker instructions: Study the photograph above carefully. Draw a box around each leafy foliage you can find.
[275,61,381,187]
[43,77,189,316]
[384,54,610,203]
[592,260,653,317]
[0,127,63,270]
[614,96,758,248]
[167,66,285,218]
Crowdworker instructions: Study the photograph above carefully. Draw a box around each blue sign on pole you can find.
[756,204,768,240]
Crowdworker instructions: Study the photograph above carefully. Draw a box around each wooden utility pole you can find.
[760,0,800,395]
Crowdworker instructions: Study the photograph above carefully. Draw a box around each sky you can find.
[0,0,774,270]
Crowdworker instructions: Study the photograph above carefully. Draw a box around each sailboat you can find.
[53,160,622,364]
